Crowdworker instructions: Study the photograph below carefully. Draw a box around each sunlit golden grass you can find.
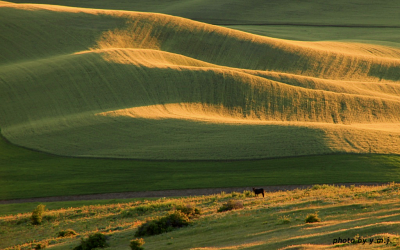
[0,2,399,159]
[2,183,400,249]
[92,11,400,82]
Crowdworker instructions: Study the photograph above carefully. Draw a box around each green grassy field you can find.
[224,25,400,48]
[2,184,400,249]
[2,132,400,202]
[1,1,400,160]
[2,1,400,249]
[0,0,400,201]
[7,0,400,27]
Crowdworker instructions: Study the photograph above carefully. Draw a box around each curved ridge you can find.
[93,12,400,82]
[2,48,400,127]
[1,3,400,159]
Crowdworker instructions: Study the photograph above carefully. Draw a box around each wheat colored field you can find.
[1,1,400,159]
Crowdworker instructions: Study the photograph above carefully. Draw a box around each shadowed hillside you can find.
[0,2,400,159]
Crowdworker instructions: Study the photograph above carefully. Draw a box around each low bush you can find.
[58,229,77,237]
[34,242,48,249]
[130,238,145,250]
[73,233,109,250]
[305,213,321,223]
[135,211,190,237]
[217,200,244,212]
[31,204,46,225]
[312,184,322,190]
[277,215,291,225]
[243,190,253,197]
[176,204,201,218]
[230,192,241,198]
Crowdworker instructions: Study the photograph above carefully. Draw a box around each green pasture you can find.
[0,1,399,249]
[224,25,400,48]
[7,0,400,27]
[0,198,152,216]
[5,0,400,49]
[2,184,400,249]
[1,4,399,161]
[2,132,400,202]
[1,1,400,205]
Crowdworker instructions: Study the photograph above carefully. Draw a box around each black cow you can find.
[252,187,265,197]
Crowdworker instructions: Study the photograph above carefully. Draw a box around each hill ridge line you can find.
[220,23,400,29]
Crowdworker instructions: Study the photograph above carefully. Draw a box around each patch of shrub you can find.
[135,211,190,237]
[31,204,46,225]
[243,190,253,197]
[176,204,201,218]
[73,232,109,250]
[58,229,77,237]
[382,183,400,193]
[312,184,322,190]
[305,213,321,223]
[34,242,48,249]
[217,200,244,213]
[277,215,291,225]
[230,192,242,198]
[130,238,145,250]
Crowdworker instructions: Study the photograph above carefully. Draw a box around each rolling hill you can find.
[6,0,400,27]
[1,1,400,159]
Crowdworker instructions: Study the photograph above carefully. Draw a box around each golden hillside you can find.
[0,2,400,159]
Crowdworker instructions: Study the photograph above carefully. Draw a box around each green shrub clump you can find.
[217,200,244,212]
[34,242,48,249]
[58,229,77,237]
[31,204,46,225]
[135,211,190,237]
[73,233,109,250]
[176,204,201,218]
[277,215,291,225]
[243,190,253,197]
[305,213,321,223]
[130,238,145,250]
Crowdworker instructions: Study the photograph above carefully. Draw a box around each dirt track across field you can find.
[0,183,385,205]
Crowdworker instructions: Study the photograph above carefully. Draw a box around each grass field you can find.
[2,184,400,249]
[6,0,400,27]
[224,25,400,48]
[1,0,400,200]
[2,1,400,249]
[1,1,400,160]
[2,131,400,202]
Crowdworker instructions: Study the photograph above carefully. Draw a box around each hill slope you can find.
[0,2,400,159]
[2,184,400,249]
[6,0,400,27]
